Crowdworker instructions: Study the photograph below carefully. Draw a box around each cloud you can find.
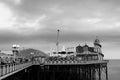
[1,0,120,34]
[49,5,64,14]
[10,0,21,5]
[4,0,22,5]
[0,1,48,34]
[81,18,102,24]
[0,2,15,29]
[0,0,120,58]
[13,14,47,34]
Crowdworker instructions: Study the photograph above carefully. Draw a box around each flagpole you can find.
[56,29,60,55]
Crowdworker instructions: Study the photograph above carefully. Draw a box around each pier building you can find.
[38,38,109,80]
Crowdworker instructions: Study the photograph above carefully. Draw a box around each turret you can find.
[94,37,102,53]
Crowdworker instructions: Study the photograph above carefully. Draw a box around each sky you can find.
[0,0,120,59]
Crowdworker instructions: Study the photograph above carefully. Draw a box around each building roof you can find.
[76,45,94,53]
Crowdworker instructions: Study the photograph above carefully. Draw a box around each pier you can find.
[0,56,108,80]
[0,37,109,80]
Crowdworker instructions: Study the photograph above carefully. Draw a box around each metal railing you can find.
[44,60,109,65]
[0,61,33,77]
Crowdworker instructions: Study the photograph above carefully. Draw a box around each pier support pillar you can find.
[98,65,101,80]
[92,69,95,80]
[106,65,108,80]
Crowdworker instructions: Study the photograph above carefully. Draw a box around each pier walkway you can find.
[0,62,33,80]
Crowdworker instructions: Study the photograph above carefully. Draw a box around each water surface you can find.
[108,60,120,80]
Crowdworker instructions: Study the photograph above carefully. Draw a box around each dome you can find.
[94,39,100,43]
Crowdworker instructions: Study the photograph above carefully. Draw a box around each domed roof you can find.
[94,39,100,43]
[94,36,100,43]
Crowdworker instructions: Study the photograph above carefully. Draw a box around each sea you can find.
[108,60,120,80]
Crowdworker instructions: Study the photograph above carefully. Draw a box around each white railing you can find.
[0,61,33,77]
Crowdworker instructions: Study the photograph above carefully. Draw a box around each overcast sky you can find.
[0,0,120,59]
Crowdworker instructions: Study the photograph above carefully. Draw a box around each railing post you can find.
[8,64,10,73]
[16,63,18,70]
[3,65,5,75]
[10,64,11,72]
[12,64,14,71]
[11,64,14,72]
[4,65,6,75]
[1,65,3,76]
[5,64,7,74]
[7,64,9,74]
[11,64,13,72]
[14,63,16,70]
[0,65,2,77]
[13,63,15,71]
